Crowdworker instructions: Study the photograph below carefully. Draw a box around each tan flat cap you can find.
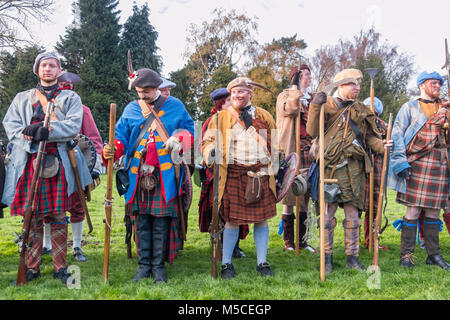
[227,76,273,94]
[333,68,363,85]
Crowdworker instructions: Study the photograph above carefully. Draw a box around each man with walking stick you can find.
[2,52,92,285]
[102,67,194,283]
[388,71,450,270]
[306,68,391,275]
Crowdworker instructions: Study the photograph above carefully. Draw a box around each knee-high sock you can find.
[254,225,269,265]
[71,221,83,249]
[222,227,239,265]
[43,222,52,250]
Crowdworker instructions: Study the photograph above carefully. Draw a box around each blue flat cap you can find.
[363,96,383,116]
[416,71,444,87]
[159,77,176,89]
[210,88,230,101]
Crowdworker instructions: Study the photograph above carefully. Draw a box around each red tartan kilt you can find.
[220,164,276,225]
[10,145,70,216]
[397,148,448,210]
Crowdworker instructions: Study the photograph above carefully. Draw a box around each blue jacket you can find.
[115,95,195,204]
[387,98,449,193]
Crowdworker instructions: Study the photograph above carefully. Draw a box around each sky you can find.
[28,0,450,90]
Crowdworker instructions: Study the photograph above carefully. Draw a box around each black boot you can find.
[133,214,152,282]
[346,255,365,271]
[325,254,333,275]
[232,239,245,258]
[423,217,450,270]
[53,268,75,285]
[400,217,417,268]
[151,217,170,283]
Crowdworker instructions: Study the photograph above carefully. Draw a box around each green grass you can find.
[0,174,448,300]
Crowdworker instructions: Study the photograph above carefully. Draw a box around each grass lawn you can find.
[0,174,448,300]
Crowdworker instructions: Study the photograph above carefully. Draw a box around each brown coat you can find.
[306,96,385,170]
[201,107,278,210]
[275,88,303,156]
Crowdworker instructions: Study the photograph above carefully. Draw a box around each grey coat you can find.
[1,89,92,206]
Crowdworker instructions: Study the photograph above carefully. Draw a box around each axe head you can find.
[365,68,380,79]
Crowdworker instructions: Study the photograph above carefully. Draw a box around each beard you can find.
[424,86,440,100]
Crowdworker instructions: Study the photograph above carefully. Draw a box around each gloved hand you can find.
[311,91,327,106]
[164,136,182,154]
[398,168,410,179]
[34,126,49,142]
[22,122,44,138]
[91,169,100,180]
[102,144,116,160]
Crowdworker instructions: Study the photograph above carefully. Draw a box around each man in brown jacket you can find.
[276,64,316,252]
[306,68,390,274]
[202,77,278,279]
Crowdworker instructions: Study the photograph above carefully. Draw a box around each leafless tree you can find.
[0,0,54,49]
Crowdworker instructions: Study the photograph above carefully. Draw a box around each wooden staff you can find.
[103,103,116,283]
[373,113,393,267]
[211,112,221,278]
[365,68,379,252]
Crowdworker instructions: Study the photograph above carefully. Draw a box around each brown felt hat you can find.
[226,77,273,94]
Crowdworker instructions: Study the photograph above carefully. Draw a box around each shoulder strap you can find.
[35,89,60,121]
[125,96,165,170]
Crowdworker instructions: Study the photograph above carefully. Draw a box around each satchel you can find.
[33,153,60,179]
[245,171,265,205]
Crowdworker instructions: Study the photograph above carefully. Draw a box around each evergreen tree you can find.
[0,45,44,140]
[121,2,162,72]
[55,0,127,139]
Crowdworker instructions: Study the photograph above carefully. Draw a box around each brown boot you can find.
[282,214,295,251]
[400,217,417,268]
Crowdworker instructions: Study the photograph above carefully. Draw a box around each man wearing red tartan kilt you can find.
[103,68,194,283]
[198,88,248,258]
[202,77,278,279]
[388,71,450,270]
[2,52,92,284]
[361,97,388,250]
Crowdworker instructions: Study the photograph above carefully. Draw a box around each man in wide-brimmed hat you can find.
[388,71,450,270]
[2,52,92,285]
[102,67,195,283]
[306,68,390,274]
[276,64,317,253]
[202,77,279,279]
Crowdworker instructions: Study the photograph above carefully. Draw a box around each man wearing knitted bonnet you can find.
[202,77,279,279]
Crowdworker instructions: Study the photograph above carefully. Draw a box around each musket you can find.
[66,140,93,234]
[443,38,450,101]
[103,103,116,283]
[373,113,393,267]
[365,68,379,253]
[16,101,56,286]
[211,111,221,278]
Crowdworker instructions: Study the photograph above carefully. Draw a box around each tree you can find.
[246,66,281,117]
[121,2,162,72]
[249,34,307,83]
[0,0,54,49]
[55,0,127,139]
[0,44,44,140]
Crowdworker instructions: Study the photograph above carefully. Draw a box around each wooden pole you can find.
[319,104,326,281]
[103,103,116,283]
[373,113,393,267]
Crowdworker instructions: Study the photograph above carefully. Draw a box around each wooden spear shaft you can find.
[103,103,116,283]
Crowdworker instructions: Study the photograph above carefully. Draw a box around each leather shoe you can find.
[426,255,450,270]
[221,263,236,279]
[256,262,274,277]
[346,255,365,271]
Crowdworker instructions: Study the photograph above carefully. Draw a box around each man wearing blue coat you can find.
[388,71,450,270]
[103,68,194,283]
